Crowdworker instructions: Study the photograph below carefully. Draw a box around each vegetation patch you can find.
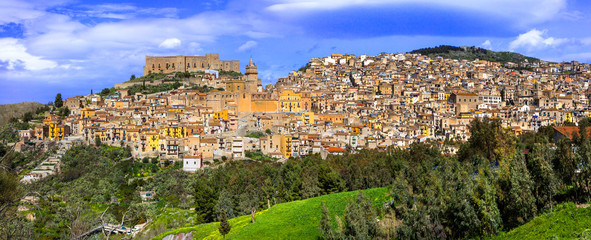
[490,202,591,240]
[154,187,389,240]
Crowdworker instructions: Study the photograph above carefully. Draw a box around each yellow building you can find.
[46,124,69,140]
[280,134,293,159]
[148,133,159,151]
[279,90,301,112]
[420,125,431,136]
[226,79,246,93]
[164,126,187,138]
[302,112,315,125]
[214,110,229,121]
[565,111,573,123]
[81,108,96,118]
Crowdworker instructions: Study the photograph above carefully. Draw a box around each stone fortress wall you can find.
[143,53,240,75]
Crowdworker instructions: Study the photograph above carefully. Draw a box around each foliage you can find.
[22,144,133,239]
[215,189,235,221]
[154,187,390,240]
[218,209,231,239]
[298,63,311,72]
[128,81,183,95]
[245,150,275,161]
[219,70,243,78]
[0,124,21,143]
[341,191,379,239]
[194,177,217,223]
[126,72,168,83]
[409,45,539,64]
[526,144,559,210]
[245,131,265,138]
[497,152,537,230]
[54,93,63,108]
[490,202,591,240]
[0,170,19,208]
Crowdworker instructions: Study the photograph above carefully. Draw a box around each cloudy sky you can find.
[1,0,590,104]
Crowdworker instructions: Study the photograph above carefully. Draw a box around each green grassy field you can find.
[490,202,591,240]
[153,187,391,240]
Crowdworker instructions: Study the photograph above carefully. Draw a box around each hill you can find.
[0,102,45,125]
[151,187,391,240]
[409,45,539,64]
[490,202,591,240]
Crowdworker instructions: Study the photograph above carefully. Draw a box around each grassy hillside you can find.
[410,45,539,64]
[0,102,45,125]
[490,202,591,240]
[152,187,391,240]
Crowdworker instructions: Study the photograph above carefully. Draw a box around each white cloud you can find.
[237,40,258,52]
[509,29,568,51]
[0,38,58,70]
[266,0,566,25]
[481,40,492,50]
[0,0,46,25]
[159,38,182,49]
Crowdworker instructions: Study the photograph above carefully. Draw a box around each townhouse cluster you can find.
[28,52,591,169]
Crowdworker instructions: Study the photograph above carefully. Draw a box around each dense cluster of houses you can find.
[23,52,591,171]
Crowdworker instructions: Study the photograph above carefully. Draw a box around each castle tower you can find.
[245,57,260,93]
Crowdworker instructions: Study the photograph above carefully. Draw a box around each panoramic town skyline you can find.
[1,0,590,104]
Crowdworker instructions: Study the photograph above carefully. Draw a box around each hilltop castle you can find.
[143,53,240,76]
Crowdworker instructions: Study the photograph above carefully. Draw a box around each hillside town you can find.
[19,52,591,171]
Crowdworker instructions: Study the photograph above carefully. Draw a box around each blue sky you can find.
[1,0,590,104]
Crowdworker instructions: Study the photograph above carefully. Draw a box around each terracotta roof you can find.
[553,126,591,140]
[325,146,347,152]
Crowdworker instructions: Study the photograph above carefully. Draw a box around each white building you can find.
[182,156,202,172]
[231,137,244,159]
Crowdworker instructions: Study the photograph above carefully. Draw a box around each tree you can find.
[553,138,577,186]
[472,167,501,237]
[261,178,276,209]
[58,106,70,117]
[215,189,235,221]
[100,88,110,96]
[577,139,591,201]
[318,164,345,195]
[459,118,515,163]
[0,170,19,212]
[239,184,260,223]
[342,191,378,239]
[526,144,559,210]
[22,112,33,122]
[130,74,136,80]
[95,136,102,147]
[497,152,537,229]
[301,166,320,199]
[194,178,217,223]
[218,209,231,239]
[319,202,335,240]
[265,129,272,135]
[54,93,63,108]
